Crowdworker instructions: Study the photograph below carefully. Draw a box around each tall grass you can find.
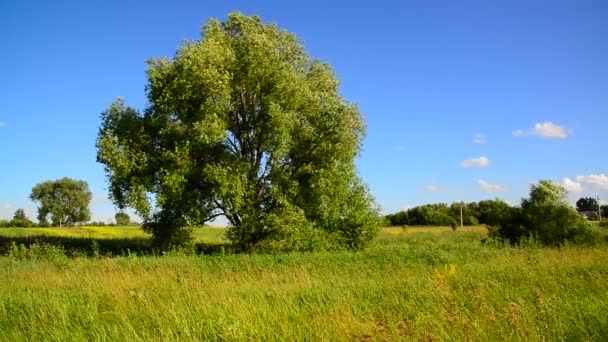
[0,227,606,340]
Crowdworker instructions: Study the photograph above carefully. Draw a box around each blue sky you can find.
[1,0,607,222]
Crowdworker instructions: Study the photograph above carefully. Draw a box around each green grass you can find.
[0,226,607,340]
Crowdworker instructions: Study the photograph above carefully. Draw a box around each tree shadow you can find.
[0,235,232,257]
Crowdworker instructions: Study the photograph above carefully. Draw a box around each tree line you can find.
[384,200,510,227]
[1,177,131,228]
[385,181,606,245]
[386,196,607,228]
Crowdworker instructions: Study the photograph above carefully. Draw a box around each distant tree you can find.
[576,197,599,213]
[478,199,511,225]
[30,178,92,227]
[115,212,131,226]
[385,211,408,226]
[10,209,32,227]
[467,202,481,221]
[602,205,608,219]
[96,12,379,251]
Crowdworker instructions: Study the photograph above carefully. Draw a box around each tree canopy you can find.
[576,197,599,213]
[30,178,92,227]
[97,12,379,251]
[10,209,33,227]
[115,212,131,226]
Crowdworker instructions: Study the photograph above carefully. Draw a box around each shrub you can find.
[465,215,479,226]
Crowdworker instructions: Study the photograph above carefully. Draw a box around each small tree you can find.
[30,178,92,227]
[10,209,33,227]
[576,197,598,213]
[115,212,130,226]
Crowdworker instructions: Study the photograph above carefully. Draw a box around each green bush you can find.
[465,215,479,226]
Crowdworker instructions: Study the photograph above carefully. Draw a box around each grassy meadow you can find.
[0,225,607,340]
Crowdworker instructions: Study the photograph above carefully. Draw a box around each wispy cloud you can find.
[393,144,405,152]
[478,180,506,193]
[513,121,572,139]
[460,157,490,168]
[473,134,487,144]
[0,122,7,128]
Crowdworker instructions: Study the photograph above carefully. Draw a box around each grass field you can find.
[0,225,607,340]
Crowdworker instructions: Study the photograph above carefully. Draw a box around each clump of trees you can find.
[385,200,507,227]
[96,13,380,251]
[487,180,600,245]
[30,178,92,227]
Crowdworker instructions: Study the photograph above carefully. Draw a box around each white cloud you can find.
[478,180,506,193]
[473,134,487,144]
[562,177,583,193]
[513,121,572,139]
[460,157,490,168]
[576,174,608,191]
[425,184,441,192]
[2,203,12,210]
[0,122,7,127]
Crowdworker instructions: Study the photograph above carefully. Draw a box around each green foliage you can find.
[9,209,33,228]
[96,12,379,251]
[385,201,491,227]
[29,177,92,227]
[114,212,130,226]
[465,215,479,226]
[576,197,599,213]
[490,180,601,245]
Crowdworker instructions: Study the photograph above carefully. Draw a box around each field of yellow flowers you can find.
[0,226,606,340]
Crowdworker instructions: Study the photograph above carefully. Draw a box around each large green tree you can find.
[30,178,92,227]
[97,13,379,251]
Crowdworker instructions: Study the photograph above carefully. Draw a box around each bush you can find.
[465,215,479,226]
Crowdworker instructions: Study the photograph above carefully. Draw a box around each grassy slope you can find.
[0,227,607,340]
